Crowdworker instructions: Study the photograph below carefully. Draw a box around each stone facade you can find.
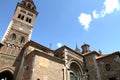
[32,53,64,80]
[0,0,120,80]
[97,52,120,80]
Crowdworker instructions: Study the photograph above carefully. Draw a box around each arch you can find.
[9,33,16,40]
[0,67,14,73]
[68,59,84,74]
[69,59,84,80]
[0,70,14,80]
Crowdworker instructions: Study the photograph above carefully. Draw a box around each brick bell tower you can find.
[1,0,38,56]
[0,0,38,79]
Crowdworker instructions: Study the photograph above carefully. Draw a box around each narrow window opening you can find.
[19,36,25,43]
[26,17,29,22]
[21,15,24,20]
[26,17,32,23]
[18,14,24,20]
[29,19,32,23]
[18,14,21,19]
[105,64,111,71]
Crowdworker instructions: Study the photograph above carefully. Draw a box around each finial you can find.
[75,43,80,53]
[49,43,52,49]
[76,43,78,49]
[99,49,103,55]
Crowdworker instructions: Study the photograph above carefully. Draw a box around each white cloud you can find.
[78,13,92,31]
[93,0,120,19]
[78,0,120,31]
[93,10,100,19]
[57,43,62,48]
[104,0,120,14]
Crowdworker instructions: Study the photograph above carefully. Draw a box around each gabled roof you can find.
[23,40,54,53]
[55,45,83,57]
[97,51,120,60]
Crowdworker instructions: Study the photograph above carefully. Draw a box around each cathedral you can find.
[0,0,120,80]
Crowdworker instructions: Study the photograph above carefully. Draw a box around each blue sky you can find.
[0,0,120,54]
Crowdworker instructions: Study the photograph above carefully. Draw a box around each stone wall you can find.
[0,54,16,71]
[31,52,64,80]
[97,52,120,80]
[84,52,101,80]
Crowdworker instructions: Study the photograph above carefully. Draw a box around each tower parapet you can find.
[81,44,91,54]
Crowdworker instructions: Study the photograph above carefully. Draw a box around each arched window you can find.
[21,15,24,20]
[29,19,31,23]
[18,14,24,20]
[70,62,83,80]
[105,64,111,71]
[18,14,21,19]
[70,72,77,80]
[19,36,25,43]
[9,33,16,40]
[26,17,32,23]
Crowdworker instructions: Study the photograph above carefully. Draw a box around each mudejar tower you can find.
[0,0,38,79]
